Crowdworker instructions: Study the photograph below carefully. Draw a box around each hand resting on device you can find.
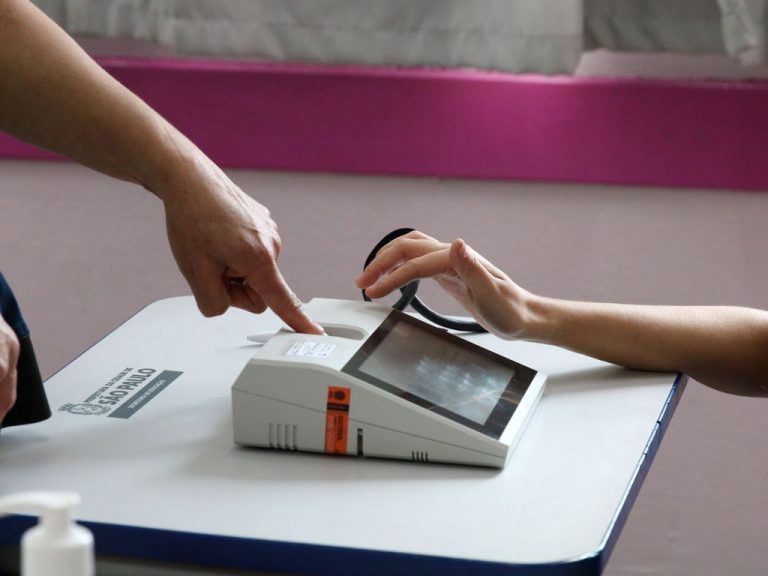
[356,231,768,396]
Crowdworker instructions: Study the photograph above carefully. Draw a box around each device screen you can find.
[342,309,537,439]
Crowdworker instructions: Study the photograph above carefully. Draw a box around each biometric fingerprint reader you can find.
[231,298,547,468]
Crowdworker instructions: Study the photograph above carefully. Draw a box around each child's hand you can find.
[356,231,538,340]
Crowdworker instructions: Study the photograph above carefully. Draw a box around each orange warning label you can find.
[325,386,351,454]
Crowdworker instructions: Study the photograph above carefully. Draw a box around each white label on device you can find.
[283,340,337,358]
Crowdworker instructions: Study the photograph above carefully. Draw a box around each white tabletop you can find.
[0,297,684,575]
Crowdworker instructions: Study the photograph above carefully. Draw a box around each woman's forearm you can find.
[526,297,768,395]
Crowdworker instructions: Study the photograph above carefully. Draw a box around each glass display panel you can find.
[343,310,537,439]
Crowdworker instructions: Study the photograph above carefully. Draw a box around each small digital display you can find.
[342,310,537,439]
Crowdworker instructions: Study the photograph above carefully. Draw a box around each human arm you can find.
[356,231,768,395]
[0,315,19,421]
[0,0,322,333]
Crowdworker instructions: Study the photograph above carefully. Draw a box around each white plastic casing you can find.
[232,299,546,468]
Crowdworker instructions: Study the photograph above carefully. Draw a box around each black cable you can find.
[362,228,487,333]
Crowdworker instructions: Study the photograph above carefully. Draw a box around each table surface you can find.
[0,297,685,576]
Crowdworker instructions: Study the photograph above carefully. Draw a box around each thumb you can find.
[448,239,496,299]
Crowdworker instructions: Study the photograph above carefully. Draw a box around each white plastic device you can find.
[0,491,94,576]
[232,298,547,468]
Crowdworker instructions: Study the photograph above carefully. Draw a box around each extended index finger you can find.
[246,262,324,335]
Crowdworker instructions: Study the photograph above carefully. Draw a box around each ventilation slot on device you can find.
[268,423,298,450]
[411,451,430,463]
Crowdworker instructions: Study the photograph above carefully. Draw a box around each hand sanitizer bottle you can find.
[0,491,94,576]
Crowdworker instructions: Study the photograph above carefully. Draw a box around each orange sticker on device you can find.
[325,386,351,454]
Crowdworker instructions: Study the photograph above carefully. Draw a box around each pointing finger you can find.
[246,263,324,334]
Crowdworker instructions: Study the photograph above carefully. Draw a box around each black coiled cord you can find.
[361,228,487,333]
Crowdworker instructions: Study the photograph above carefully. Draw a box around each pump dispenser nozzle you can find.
[0,491,94,576]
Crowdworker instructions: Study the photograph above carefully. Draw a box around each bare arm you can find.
[0,0,322,333]
[529,299,768,395]
[357,232,768,395]
[0,0,177,187]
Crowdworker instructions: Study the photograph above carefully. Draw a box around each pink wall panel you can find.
[2,57,767,191]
